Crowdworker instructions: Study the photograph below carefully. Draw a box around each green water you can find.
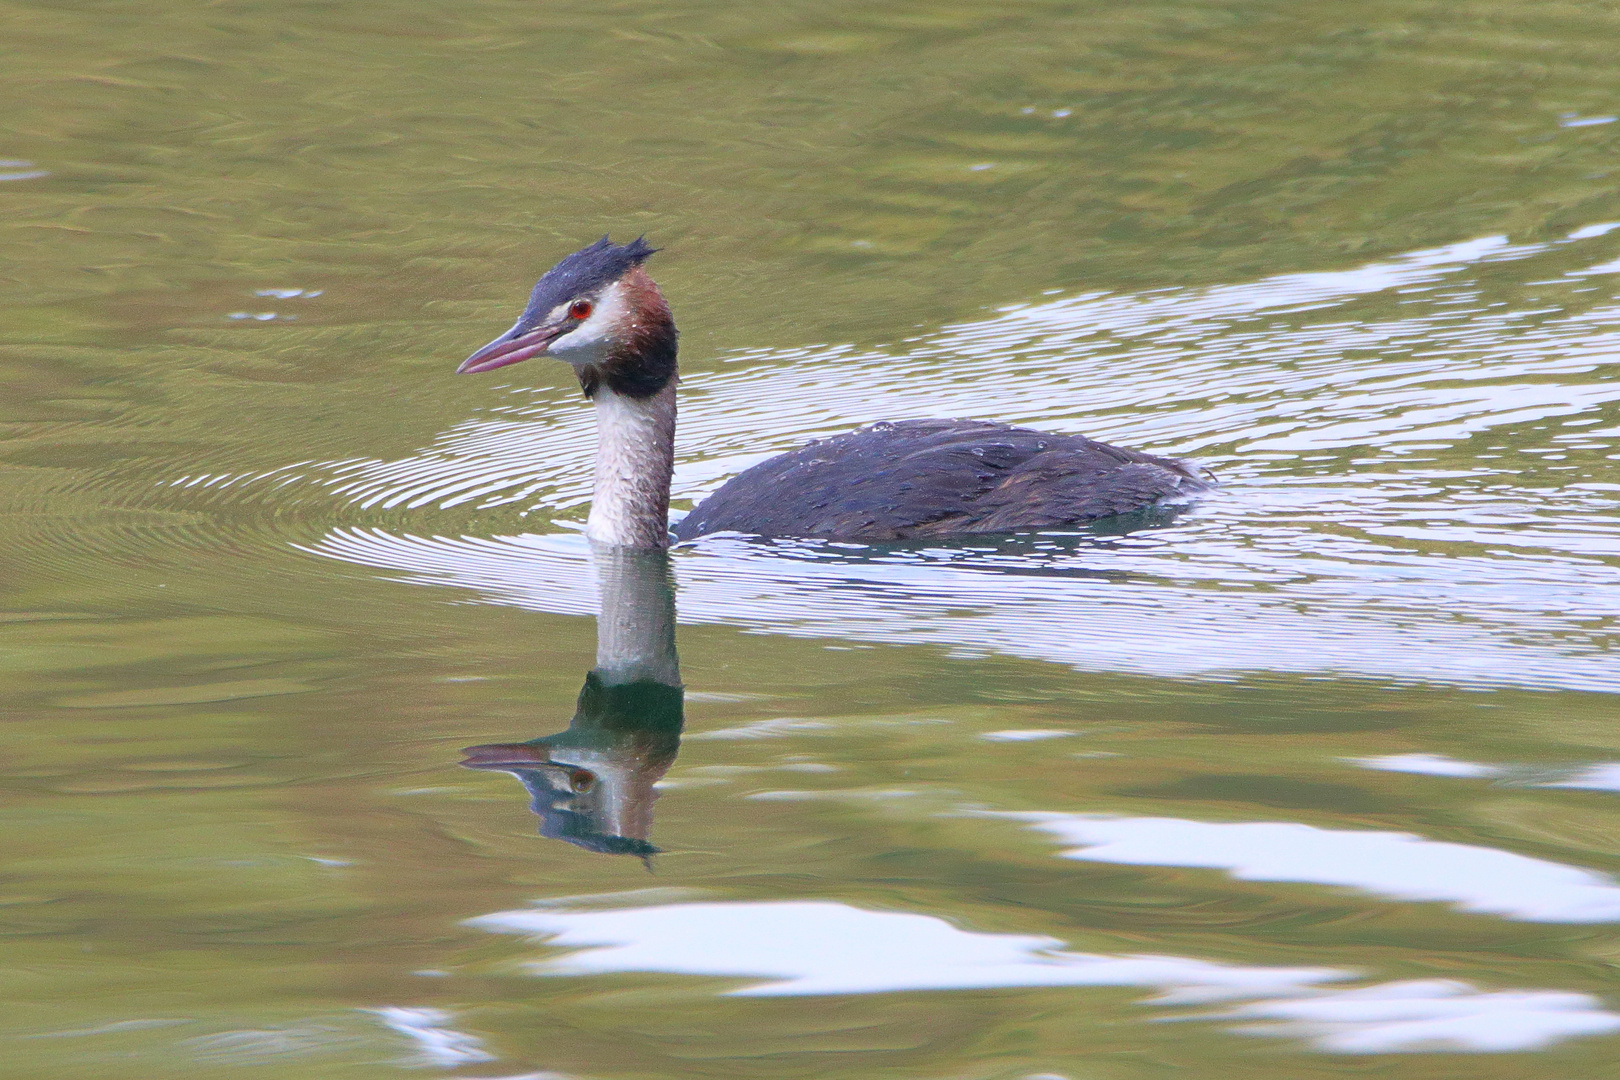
[5,2,1620,1077]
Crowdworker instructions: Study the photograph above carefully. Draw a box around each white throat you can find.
[586,382,676,549]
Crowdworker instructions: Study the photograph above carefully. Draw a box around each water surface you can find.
[4,2,1620,1078]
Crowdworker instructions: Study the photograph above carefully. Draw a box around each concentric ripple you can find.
[297,228,1619,691]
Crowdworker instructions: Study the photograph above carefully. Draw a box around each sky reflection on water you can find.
[1000,811,1620,923]
[468,897,1620,1054]
[1354,753,1620,792]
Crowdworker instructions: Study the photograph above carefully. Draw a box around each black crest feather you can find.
[520,235,659,325]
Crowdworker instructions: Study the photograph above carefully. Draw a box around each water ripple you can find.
[304,525,1617,692]
[243,228,1614,689]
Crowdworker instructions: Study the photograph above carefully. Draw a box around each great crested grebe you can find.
[457,237,1211,548]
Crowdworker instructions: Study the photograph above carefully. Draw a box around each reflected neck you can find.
[590,543,681,687]
[586,383,676,549]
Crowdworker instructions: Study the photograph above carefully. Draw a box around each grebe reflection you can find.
[461,546,682,859]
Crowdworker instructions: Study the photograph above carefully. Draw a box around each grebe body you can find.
[672,419,1204,542]
[457,237,1211,548]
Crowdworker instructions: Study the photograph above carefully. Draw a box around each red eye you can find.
[569,299,593,320]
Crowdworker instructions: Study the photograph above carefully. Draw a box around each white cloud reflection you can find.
[1003,812,1620,922]
[1350,753,1503,778]
[370,1007,494,1067]
[1208,979,1620,1053]
[468,899,1620,1054]
[982,730,1077,742]
[1353,754,1620,792]
[1553,765,1620,792]
[470,899,1343,1000]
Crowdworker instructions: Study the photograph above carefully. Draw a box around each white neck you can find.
[585,382,676,549]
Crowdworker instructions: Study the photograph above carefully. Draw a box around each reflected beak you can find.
[456,323,568,374]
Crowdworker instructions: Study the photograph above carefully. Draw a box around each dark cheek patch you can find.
[597,269,678,399]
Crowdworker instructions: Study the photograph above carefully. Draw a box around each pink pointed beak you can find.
[456,323,568,374]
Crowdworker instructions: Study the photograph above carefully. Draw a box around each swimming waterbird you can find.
[457,237,1211,547]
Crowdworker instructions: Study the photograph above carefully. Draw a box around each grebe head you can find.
[457,235,677,399]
